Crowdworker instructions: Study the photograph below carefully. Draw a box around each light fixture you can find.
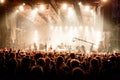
[0,0,4,3]
[78,2,82,6]
[68,7,74,15]
[16,10,19,13]
[39,4,45,11]
[102,0,108,2]
[19,5,24,12]
[32,8,38,14]
[90,10,94,14]
[62,3,67,10]
[85,6,90,12]
[23,3,25,6]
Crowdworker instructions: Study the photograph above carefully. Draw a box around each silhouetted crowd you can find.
[0,48,120,80]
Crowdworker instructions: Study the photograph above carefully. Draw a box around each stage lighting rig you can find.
[0,0,4,3]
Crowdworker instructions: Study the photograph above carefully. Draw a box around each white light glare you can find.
[65,26,68,30]
[74,27,77,31]
[79,26,83,30]
[59,26,62,31]
[0,0,4,3]
[95,31,102,49]
[78,2,82,6]
[23,3,25,6]
[32,8,38,14]
[102,0,108,2]
[85,6,90,12]
[19,5,24,12]
[34,30,38,44]
[50,25,54,30]
[39,4,45,11]
[62,3,67,10]
[55,26,58,31]
[68,7,74,15]
[90,10,94,14]
[16,10,19,13]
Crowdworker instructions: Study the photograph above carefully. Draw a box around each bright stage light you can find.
[23,3,25,6]
[68,30,74,44]
[96,31,101,39]
[68,7,74,15]
[65,26,68,30]
[78,2,82,6]
[85,26,89,38]
[0,0,4,3]
[79,26,83,30]
[34,30,38,44]
[70,26,73,30]
[39,4,45,11]
[68,26,75,40]
[91,27,95,34]
[50,25,54,30]
[95,31,102,48]
[55,26,58,31]
[15,10,19,13]
[74,27,77,31]
[59,26,62,31]
[85,6,90,12]
[32,8,38,15]
[102,0,108,2]
[90,10,94,15]
[62,3,67,10]
[85,26,89,37]
[19,5,24,12]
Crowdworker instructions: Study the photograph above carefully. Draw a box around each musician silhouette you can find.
[81,45,86,53]
[34,43,37,51]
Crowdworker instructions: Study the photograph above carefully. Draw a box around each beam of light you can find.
[55,26,58,31]
[15,10,19,13]
[92,9,96,25]
[74,27,77,31]
[59,26,62,31]
[32,8,38,15]
[91,27,95,34]
[39,4,45,11]
[0,0,4,3]
[66,8,78,25]
[102,0,108,2]
[94,31,102,49]
[34,30,39,44]
[19,5,24,12]
[85,26,89,40]
[68,30,74,44]
[79,26,83,30]
[70,26,73,30]
[85,6,90,12]
[65,26,68,30]
[31,8,38,16]
[62,3,67,10]
[90,10,94,15]
[78,2,82,6]
[23,3,25,6]
[68,7,74,15]
[28,8,38,22]
[50,25,54,30]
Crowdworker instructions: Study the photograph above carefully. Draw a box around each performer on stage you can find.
[34,43,37,51]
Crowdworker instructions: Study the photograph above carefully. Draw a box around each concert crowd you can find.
[0,48,120,80]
